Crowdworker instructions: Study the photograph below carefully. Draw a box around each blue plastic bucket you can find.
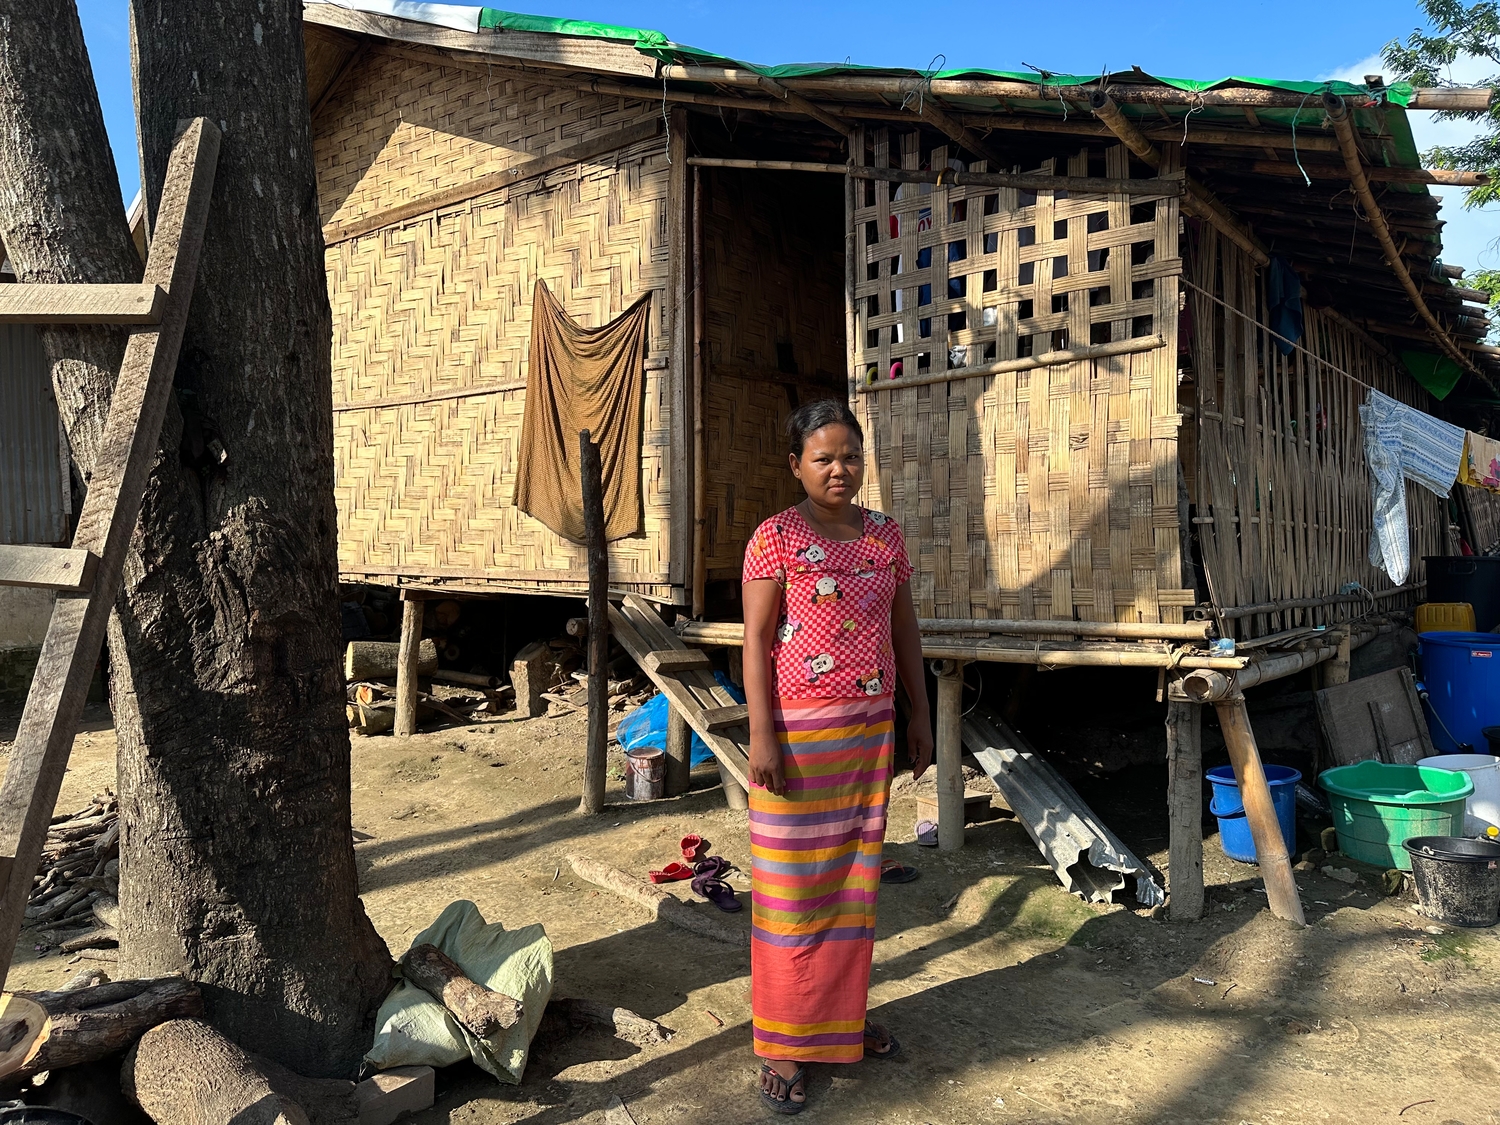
[1419,631,1500,753]
[1206,764,1302,864]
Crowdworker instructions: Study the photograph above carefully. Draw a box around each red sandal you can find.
[649,861,693,884]
[680,834,709,861]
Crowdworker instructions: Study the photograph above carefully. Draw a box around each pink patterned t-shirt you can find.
[742,505,913,700]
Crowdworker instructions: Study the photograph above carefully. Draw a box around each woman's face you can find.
[791,423,864,506]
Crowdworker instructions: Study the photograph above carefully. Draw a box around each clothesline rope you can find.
[1181,276,1376,393]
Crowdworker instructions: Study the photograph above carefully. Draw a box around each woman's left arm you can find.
[890,580,933,779]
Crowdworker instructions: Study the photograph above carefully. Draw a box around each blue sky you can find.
[77,0,1500,271]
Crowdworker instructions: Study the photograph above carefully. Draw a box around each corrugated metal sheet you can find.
[0,322,68,545]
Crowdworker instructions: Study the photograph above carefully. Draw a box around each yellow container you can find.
[1415,602,1476,634]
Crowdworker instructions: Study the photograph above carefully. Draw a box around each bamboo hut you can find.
[300,3,1499,914]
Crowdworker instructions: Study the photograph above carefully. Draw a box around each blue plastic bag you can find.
[616,672,744,767]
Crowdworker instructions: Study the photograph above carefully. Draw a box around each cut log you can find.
[430,669,498,688]
[567,853,746,946]
[344,638,437,681]
[399,943,521,1038]
[122,1018,310,1125]
[0,976,203,1081]
[548,997,674,1046]
[59,927,117,953]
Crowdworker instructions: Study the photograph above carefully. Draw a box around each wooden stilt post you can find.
[580,430,609,815]
[935,659,967,851]
[1325,628,1352,687]
[1215,694,1305,925]
[393,594,422,738]
[665,705,691,797]
[1165,698,1204,921]
[718,758,749,810]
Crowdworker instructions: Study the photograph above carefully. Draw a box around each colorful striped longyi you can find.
[749,694,894,1063]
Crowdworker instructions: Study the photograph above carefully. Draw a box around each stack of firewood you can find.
[26,791,120,955]
[542,667,655,734]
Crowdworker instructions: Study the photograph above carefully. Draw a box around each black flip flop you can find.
[880,859,919,884]
[691,874,742,912]
[863,1023,901,1060]
[759,1063,806,1115]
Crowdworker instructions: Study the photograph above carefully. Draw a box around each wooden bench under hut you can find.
[299,2,1498,921]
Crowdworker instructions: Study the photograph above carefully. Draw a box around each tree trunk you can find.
[399,943,522,1039]
[0,0,391,1075]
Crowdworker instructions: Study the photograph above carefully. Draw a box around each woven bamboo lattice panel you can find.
[701,168,846,575]
[313,62,675,592]
[1466,485,1500,555]
[1185,225,1445,639]
[851,128,1190,624]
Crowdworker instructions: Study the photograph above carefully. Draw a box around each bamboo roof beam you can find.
[1323,92,1483,380]
[1191,157,1488,187]
[753,75,853,140]
[897,96,1009,167]
[1087,90,1270,266]
[658,67,1493,112]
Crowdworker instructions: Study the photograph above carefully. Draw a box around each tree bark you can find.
[0,0,391,1075]
[122,1019,311,1125]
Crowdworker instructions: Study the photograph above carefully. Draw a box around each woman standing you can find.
[741,400,933,1114]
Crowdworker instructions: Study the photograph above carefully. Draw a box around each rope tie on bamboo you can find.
[1289,88,1323,187]
[899,54,944,116]
[1180,92,1206,146]
[1021,63,1068,120]
[661,72,672,163]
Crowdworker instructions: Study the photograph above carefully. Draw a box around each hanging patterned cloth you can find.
[1360,389,1466,583]
[1459,430,1500,494]
[513,280,652,544]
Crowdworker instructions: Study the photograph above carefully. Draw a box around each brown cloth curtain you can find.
[514,279,652,543]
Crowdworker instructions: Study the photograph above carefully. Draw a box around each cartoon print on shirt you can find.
[806,653,835,682]
[797,544,826,565]
[856,670,884,696]
[866,510,888,526]
[840,618,860,636]
[813,576,841,605]
[777,618,802,644]
[854,559,877,579]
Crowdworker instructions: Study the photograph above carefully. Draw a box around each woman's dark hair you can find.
[786,399,864,456]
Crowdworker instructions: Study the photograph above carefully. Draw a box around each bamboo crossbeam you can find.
[1323,93,1484,383]
[685,156,1180,197]
[659,68,1492,113]
[754,74,853,139]
[678,617,1211,644]
[1088,91,1270,266]
[857,335,1167,394]
[1188,157,1489,187]
[1217,584,1422,619]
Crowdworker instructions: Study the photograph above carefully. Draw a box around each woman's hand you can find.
[907,713,934,781]
[749,732,787,796]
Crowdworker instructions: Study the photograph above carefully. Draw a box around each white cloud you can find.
[1321,52,1500,272]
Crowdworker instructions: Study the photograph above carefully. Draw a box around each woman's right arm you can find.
[742,577,785,795]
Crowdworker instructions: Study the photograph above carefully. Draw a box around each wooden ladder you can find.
[0,119,220,982]
[606,594,751,791]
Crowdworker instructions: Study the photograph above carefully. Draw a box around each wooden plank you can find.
[321,118,663,245]
[302,4,660,77]
[393,596,422,738]
[0,118,221,983]
[643,649,712,673]
[0,283,164,324]
[699,704,749,732]
[0,546,97,593]
[1165,700,1203,921]
[1314,667,1434,766]
[607,604,750,791]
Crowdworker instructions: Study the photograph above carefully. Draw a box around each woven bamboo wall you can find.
[702,169,846,575]
[312,52,676,594]
[851,128,1191,623]
[1185,225,1446,639]
[1466,485,1500,555]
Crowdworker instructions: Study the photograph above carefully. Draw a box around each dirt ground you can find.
[6,703,1500,1125]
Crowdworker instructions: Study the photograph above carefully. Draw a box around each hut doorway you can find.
[697,167,848,616]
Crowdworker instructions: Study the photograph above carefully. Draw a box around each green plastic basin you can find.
[1317,761,1474,870]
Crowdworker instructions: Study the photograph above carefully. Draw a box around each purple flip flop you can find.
[691,873,742,912]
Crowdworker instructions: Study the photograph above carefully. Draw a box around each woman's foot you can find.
[863,1022,901,1059]
[759,1060,806,1114]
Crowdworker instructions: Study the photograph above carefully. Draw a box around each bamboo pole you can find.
[1323,93,1484,382]
[676,618,1212,643]
[1215,696,1304,925]
[1165,700,1203,922]
[935,661,967,852]
[691,167,706,619]
[393,595,422,738]
[579,431,609,815]
[1088,91,1270,267]
[1218,583,1422,619]
[1188,156,1489,187]
[857,336,1166,394]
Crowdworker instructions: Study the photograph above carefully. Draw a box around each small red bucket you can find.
[625,747,664,801]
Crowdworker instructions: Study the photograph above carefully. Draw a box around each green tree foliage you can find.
[1385,0,1500,207]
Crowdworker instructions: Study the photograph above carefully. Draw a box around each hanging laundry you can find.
[1360,389,1466,583]
[1459,430,1500,493]
[513,280,652,544]
[1266,256,1304,357]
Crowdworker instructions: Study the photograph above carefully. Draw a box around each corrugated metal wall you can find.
[0,323,68,545]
